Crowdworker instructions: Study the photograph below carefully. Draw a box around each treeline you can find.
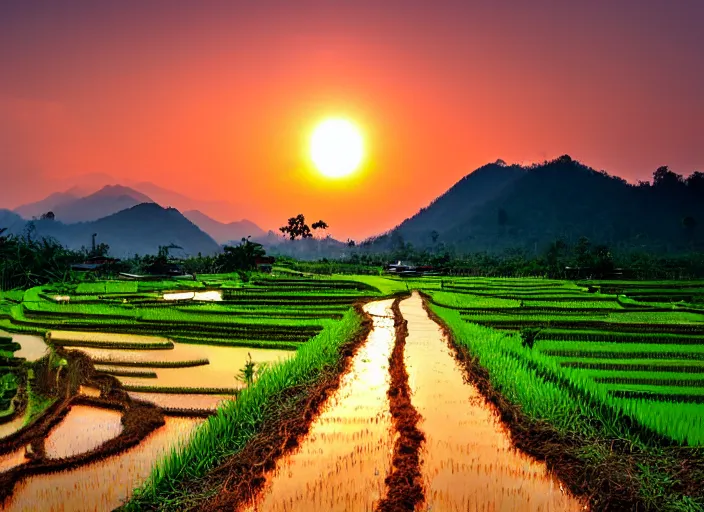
[0,227,267,290]
[279,237,704,280]
[0,227,83,290]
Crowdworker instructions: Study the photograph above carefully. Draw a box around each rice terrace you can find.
[0,270,703,511]
[2,1,704,510]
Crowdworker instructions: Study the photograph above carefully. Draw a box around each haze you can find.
[1,0,702,239]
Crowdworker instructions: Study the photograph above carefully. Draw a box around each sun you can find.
[310,118,364,178]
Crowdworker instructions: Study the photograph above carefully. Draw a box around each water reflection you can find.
[4,417,203,511]
[401,293,583,512]
[44,405,123,459]
[163,290,223,301]
[245,299,396,512]
[12,335,48,362]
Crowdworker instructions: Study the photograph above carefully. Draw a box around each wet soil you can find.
[376,298,425,512]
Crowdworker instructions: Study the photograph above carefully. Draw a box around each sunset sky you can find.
[1,1,702,240]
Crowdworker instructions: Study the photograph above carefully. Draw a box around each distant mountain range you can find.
[381,156,704,254]
[12,185,266,248]
[5,156,703,259]
[14,185,153,223]
[4,203,221,258]
[183,210,265,245]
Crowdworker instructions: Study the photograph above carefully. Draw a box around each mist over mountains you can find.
[3,203,221,258]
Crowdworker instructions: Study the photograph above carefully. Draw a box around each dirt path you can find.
[242,299,397,512]
[400,293,584,511]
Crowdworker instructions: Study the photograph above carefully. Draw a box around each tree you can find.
[280,214,313,240]
[592,244,614,275]
[653,166,684,189]
[40,211,55,221]
[430,230,439,244]
[686,172,704,195]
[311,220,328,231]
[218,237,266,271]
[574,236,592,268]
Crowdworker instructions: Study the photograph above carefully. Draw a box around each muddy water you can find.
[44,405,123,459]
[50,330,172,347]
[4,417,203,511]
[245,299,396,512]
[79,385,101,398]
[76,345,293,391]
[0,413,27,440]
[0,448,27,474]
[128,391,233,410]
[12,334,48,362]
[163,290,223,301]
[401,294,583,512]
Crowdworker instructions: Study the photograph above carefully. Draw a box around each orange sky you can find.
[1,1,703,240]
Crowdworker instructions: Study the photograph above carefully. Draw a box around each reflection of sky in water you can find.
[6,417,203,511]
[246,299,396,512]
[163,290,223,301]
[72,343,293,391]
[12,334,48,362]
[45,405,123,460]
[401,292,583,511]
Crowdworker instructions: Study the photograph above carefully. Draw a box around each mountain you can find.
[0,209,25,233]
[15,185,153,224]
[14,190,82,219]
[394,160,525,244]
[378,156,704,254]
[6,203,220,258]
[131,182,237,217]
[183,210,265,244]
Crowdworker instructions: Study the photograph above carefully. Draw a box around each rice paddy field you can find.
[1,272,704,510]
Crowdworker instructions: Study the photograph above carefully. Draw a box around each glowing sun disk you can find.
[310,119,364,178]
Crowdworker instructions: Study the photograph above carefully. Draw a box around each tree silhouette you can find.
[218,237,266,271]
[311,220,328,231]
[653,166,684,189]
[40,211,55,221]
[280,214,313,240]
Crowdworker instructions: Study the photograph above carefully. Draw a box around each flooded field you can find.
[44,405,123,459]
[72,343,295,388]
[400,294,583,511]
[0,414,28,441]
[246,299,396,512]
[11,335,47,362]
[107,344,293,391]
[49,331,172,347]
[3,417,203,511]
[127,391,233,410]
[163,290,223,301]
[0,449,27,474]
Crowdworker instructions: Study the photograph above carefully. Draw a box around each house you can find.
[255,256,275,273]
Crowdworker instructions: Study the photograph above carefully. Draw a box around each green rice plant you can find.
[126,309,363,508]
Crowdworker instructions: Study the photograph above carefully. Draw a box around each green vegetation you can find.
[127,309,364,508]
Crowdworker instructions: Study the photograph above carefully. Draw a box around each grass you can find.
[125,308,363,508]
